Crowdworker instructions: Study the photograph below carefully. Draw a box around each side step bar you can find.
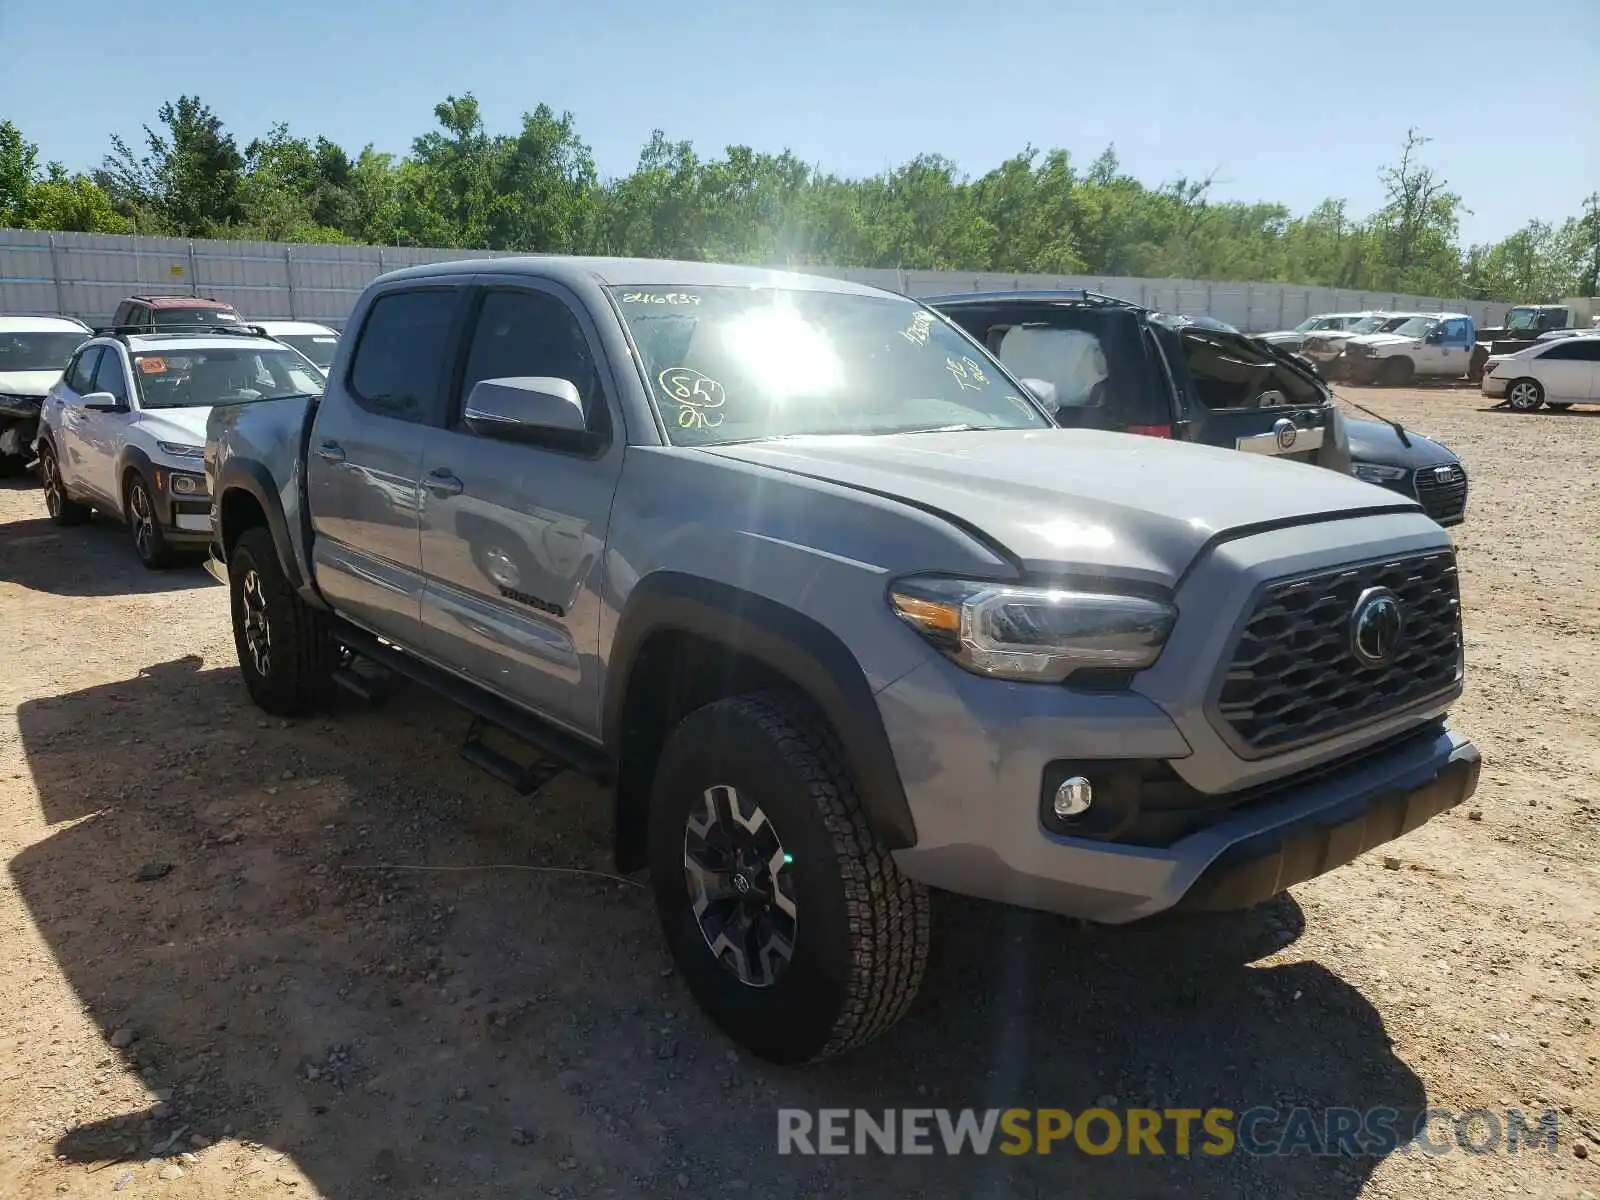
[331,621,614,786]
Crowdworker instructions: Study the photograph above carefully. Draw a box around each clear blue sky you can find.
[2,0,1595,245]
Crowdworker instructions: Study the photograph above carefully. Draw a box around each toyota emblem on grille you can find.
[1351,587,1405,667]
[1273,417,1298,451]
[1434,465,1457,483]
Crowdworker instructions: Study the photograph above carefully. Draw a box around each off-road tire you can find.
[648,691,931,1064]
[1379,357,1414,386]
[1506,378,1544,413]
[39,443,90,526]
[228,526,338,716]
[126,473,176,570]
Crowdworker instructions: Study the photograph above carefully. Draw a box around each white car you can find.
[1300,312,1415,371]
[1256,311,1371,353]
[1342,313,1476,385]
[249,320,341,371]
[35,328,326,568]
[1481,332,1600,412]
[0,314,91,473]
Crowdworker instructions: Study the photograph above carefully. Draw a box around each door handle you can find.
[316,440,346,463]
[425,468,464,497]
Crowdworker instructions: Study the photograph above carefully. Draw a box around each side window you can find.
[458,289,609,433]
[112,303,131,328]
[1540,341,1584,361]
[92,348,130,403]
[64,347,102,394]
[1573,339,1600,362]
[347,289,460,425]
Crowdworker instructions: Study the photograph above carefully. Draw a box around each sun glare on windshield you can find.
[718,305,844,401]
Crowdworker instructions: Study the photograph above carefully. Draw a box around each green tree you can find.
[96,96,246,234]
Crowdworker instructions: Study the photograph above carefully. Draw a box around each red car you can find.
[110,295,247,333]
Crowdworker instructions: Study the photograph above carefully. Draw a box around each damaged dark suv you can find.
[929,291,1467,527]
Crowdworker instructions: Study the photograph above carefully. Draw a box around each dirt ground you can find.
[0,384,1596,1200]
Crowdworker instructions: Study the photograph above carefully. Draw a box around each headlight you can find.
[1351,462,1409,484]
[168,471,206,495]
[889,576,1177,683]
[157,440,205,458]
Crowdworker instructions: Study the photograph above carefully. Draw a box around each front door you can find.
[1435,317,1474,376]
[417,281,622,735]
[306,286,464,646]
[81,344,138,510]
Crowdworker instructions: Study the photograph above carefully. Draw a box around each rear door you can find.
[1533,338,1600,401]
[1150,322,1333,466]
[415,279,622,733]
[307,285,466,646]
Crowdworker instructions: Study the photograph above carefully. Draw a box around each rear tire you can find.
[648,691,930,1064]
[1379,357,1414,386]
[39,444,90,526]
[228,526,338,716]
[1506,379,1544,412]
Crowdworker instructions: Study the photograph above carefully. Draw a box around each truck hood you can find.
[1346,333,1420,351]
[134,407,211,447]
[703,429,1414,587]
[1257,331,1302,344]
[0,370,63,398]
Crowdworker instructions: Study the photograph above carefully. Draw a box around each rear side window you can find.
[65,347,102,393]
[347,290,460,425]
[1542,339,1600,361]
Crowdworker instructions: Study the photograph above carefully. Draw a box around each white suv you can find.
[249,320,341,370]
[35,328,325,568]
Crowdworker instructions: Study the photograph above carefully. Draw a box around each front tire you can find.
[39,444,90,526]
[1379,357,1414,386]
[648,692,930,1064]
[126,474,176,569]
[228,526,338,715]
[1506,379,1544,412]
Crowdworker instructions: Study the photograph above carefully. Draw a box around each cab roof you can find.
[376,255,893,297]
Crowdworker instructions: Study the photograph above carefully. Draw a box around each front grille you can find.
[1212,551,1462,756]
[1413,465,1468,523]
[1345,342,1372,358]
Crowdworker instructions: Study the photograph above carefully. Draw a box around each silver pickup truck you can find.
[204,257,1481,1063]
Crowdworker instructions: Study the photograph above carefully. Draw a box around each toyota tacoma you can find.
[204,257,1481,1064]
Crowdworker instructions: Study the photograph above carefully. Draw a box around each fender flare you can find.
[114,445,163,522]
[214,458,305,591]
[604,571,918,849]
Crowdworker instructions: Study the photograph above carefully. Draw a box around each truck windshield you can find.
[611,287,1050,445]
[131,347,325,409]
[1504,307,1565,332]
[273,333,338,369]
[0,331,87,372]
[1390,317,1437,339]
[1347,315,1389,334]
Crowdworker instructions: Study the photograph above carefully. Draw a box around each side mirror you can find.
[1019,377,1060,415]
[463,377,588,442]
[81,392,128,413]
[1423,328,1444,344]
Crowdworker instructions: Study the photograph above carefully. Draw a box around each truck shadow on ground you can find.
[14,655,1426,1200]
[0,513,212,596]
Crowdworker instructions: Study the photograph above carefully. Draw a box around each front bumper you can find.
[888,716,1478,923]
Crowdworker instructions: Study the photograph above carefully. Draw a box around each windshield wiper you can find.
[1333,389,1411,447]
[893,423,993,435]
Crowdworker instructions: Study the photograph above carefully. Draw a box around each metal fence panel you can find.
[0,228,1512,331]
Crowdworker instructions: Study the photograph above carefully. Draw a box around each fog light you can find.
[1053,776,1093,818]
[171,474,200,495]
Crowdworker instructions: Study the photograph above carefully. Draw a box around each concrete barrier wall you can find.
[0,229,1512,332]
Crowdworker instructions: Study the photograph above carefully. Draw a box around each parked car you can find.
[1481,331,1600,412]
[35,326,325,568]
[1470,300,1600,380]
[928,291,1468,526]
[0,314,90,475]
[1301,312,1417,376]
[110,295,248,333]
[1342,313,1476,386]
[206,257,1479,1064]
[1256,311,1372,353]
[249,320,340,370]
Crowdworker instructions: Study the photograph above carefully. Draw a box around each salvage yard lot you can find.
[0,385,1596,1200]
